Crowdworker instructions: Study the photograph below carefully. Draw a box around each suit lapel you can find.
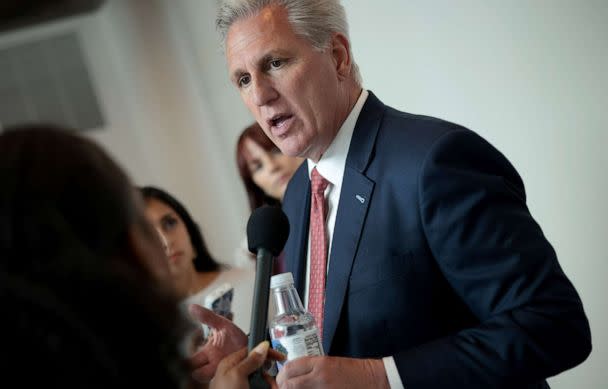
[323,168,374,352]
[322,92,385,352]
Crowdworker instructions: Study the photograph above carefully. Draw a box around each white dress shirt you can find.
[303,89,405,389]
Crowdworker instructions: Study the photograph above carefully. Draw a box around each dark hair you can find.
[236,122,281,211]
[1,260,189,388]
[0,124,141,270]
[0,125,189,387]
[139,186,220,272]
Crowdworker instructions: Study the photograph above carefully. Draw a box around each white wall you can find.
[80,0,252,267]
[1,0,605,386]
[83,0,251,267]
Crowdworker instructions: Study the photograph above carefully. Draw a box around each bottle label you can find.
[271,328,323,369]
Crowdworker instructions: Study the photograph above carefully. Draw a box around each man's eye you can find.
[238,75,251,87]
[270,59,283,69]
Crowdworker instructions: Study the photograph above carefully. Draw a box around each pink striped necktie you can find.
[308,167,330,340]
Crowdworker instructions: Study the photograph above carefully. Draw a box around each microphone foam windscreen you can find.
[247,206,290,256]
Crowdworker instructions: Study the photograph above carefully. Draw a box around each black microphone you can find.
[246,206,289,389]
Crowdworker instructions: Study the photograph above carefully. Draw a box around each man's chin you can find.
[277,142,306,159]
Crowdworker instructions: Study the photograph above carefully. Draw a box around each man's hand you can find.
[276,355,389,389]
[188,304,247,383]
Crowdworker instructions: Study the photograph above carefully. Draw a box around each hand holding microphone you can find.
[188,206,289,387]
[211,341,285,389]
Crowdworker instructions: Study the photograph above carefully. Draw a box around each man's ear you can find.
[330,32,352,81]
[126,222,171,284]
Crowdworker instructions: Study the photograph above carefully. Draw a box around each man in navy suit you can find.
[190,1,591,387]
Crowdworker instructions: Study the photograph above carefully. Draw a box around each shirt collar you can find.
[307,89,369,185]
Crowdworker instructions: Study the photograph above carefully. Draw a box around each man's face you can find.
[226,5,345,161]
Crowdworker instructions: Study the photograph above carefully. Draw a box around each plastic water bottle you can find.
[269,272,324,368]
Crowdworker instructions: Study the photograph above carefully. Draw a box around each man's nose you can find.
[251,77,278,107]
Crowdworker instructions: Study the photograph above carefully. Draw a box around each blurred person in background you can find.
[140,186,255,335]
[233,122,303,272]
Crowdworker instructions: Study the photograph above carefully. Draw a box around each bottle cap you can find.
[270,272,294,289]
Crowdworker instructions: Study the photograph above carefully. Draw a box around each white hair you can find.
[216,0,361,85]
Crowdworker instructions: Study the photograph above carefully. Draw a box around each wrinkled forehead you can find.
[225,4,298,61]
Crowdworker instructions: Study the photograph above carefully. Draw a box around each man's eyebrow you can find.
[230,50,292,82]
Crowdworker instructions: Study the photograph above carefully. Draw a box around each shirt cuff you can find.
[382,356,405,389]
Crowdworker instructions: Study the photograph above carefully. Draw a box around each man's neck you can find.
[310,84,362,163]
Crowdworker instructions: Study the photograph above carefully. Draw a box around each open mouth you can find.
[268,114,293,128]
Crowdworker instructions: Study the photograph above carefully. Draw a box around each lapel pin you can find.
[355,194,365,204]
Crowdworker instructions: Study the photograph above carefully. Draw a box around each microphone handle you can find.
[248,247,273,350]
[248,247,274,389]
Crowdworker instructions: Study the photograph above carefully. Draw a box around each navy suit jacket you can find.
[282,92,591,388]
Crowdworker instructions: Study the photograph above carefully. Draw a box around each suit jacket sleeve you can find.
[393,129,591,388]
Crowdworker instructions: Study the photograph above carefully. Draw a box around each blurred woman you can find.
[140,186,254,334]
[0,125,188,388]
[234,122,303,270]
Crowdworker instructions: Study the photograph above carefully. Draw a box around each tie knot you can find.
[311,168,329,194]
